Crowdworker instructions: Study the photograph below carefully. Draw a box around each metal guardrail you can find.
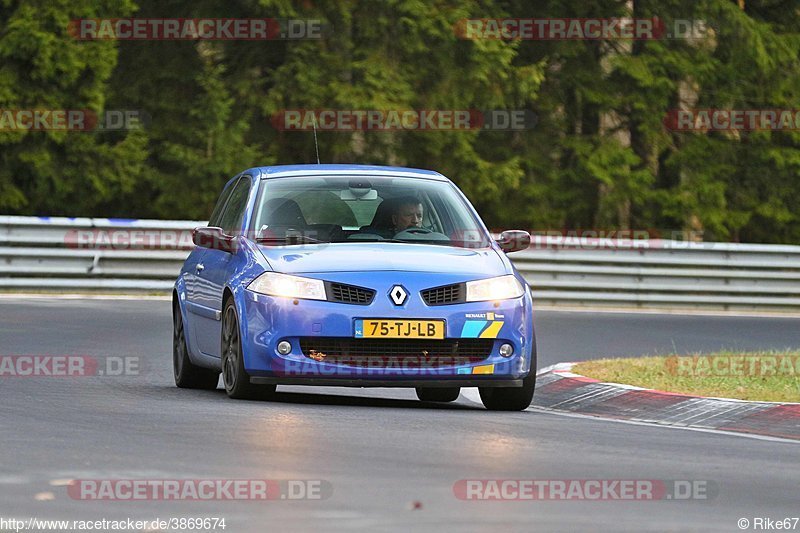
[0,216,199,293]
[512,244,800,310]
[2,216,799,311]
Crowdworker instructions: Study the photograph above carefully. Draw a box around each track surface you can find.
[1,299,799,532]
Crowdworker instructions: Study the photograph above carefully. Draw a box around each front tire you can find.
[479,372,536,411]
[173,304,219,390]
[415,387,460,402]
[221,298,276,400]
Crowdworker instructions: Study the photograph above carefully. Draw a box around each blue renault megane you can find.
[173,165,536,410]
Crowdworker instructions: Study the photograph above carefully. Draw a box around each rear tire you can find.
[479,372,536,411]
[173,304,219,390]
[221,298,276,400]
[415,387,460,403]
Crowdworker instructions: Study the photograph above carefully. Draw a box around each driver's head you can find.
[392,197,423,232]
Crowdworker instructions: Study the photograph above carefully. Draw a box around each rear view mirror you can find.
[340,188,378,200]
[495,230,531,253]
[192,227,236,253]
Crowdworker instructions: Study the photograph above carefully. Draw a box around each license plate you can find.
[355,319,445,339]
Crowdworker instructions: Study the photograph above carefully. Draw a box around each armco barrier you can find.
[1,216,799,311]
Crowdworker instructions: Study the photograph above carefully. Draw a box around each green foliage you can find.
[1,0,799,243]
[0,0,145,214]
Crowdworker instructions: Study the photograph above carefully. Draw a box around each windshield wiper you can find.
[256,235,325,245]
[348,237,407,243]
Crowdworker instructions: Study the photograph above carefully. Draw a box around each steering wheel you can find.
[399,227,432,235]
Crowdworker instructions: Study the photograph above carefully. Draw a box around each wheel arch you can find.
[222,286,234,307]
[222,285,249,366]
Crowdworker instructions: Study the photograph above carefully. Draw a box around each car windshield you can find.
[250,175,491,248]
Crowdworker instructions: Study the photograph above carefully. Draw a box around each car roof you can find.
[244,164,449,181]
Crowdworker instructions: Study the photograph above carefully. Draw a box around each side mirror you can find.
[192,227,236,253]
[495,230,531,253]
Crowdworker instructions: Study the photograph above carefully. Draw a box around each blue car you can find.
[173,164,536,410]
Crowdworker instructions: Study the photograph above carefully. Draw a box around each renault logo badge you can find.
[389,285,408,305]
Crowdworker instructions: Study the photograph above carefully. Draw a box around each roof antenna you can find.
[311,112,321,164]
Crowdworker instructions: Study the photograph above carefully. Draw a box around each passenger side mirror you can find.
[495,230,531,253]
[192,226,236,253]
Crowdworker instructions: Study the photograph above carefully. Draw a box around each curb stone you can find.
[534,363,800,441]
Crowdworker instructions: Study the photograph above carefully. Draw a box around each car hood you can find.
[256,242,508,276]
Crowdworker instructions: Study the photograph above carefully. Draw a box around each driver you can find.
[392,197,424,234]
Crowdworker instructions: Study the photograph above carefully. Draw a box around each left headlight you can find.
[465,275,525,302]
[247,272,326,301]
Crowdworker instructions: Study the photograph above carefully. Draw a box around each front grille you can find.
[421,283,464,306]
[299,337,493,368]
[327,282,375,305]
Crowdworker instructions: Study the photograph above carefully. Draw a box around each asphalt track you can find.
[1,298,799,532]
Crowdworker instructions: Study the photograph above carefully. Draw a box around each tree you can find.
[0,0,148,216]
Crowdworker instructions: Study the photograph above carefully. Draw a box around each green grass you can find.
[572,351,800,403]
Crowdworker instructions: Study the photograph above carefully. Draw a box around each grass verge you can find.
[572,351,800,402]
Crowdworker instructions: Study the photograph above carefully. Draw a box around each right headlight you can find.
[465,275,525,302]
[247,272,326,301]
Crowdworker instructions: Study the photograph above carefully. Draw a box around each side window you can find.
[208,177,238,227]
[218,178,252,235]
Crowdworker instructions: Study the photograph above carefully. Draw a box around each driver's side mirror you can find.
[495,230,531,253]
[192,227,236,253]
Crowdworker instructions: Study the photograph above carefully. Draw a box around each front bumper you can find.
[250,377,523,387]
[239,272,535,386]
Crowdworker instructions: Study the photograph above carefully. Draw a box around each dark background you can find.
[1,0,799,243]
